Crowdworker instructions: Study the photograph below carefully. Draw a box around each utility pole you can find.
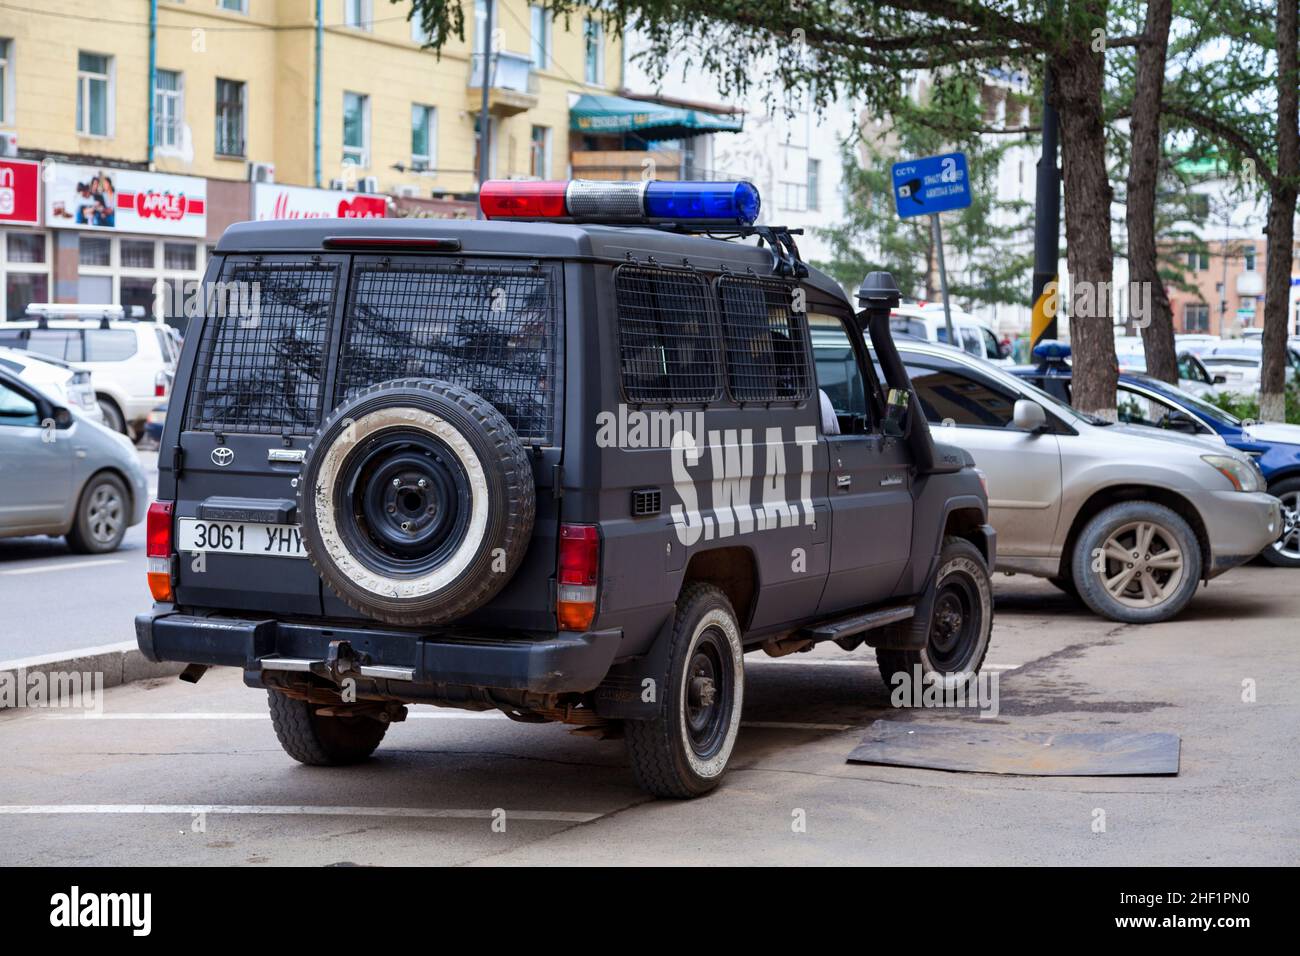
[1030,66,1061,350]
[477,0,494,217]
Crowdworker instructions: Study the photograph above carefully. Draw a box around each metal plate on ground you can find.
[846,720,1180,776]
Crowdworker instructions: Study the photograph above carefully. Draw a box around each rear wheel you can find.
[1261,478,1300,568]
[97,397,126,435]
[624,584,744,798]
[66,472,129,554]
[267,690,388,766]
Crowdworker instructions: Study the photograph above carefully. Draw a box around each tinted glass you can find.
[908,363,1016,427]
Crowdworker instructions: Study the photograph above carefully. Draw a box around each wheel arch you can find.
[1059,484,1210,581]
[680,546,758,631]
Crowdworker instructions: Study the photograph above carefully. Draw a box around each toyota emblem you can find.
[211,447,235,467]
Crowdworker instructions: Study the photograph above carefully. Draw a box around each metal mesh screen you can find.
[716,275,812,402]
[614,265,723,404]
[186,261,337,436]
[333,263,558,445]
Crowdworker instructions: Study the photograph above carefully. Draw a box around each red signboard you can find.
[0,159,41,226]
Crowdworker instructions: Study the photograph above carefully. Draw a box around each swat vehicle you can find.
[136,179,995,798]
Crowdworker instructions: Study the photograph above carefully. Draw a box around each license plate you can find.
[176,518,308,559]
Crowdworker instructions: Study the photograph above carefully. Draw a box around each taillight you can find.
[146,500,175,601]
[154,370,167,397]
[556,523,599,631]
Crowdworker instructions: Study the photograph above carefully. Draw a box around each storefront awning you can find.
[570,94,743,140]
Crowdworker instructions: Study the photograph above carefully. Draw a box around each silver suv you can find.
[879,342,1280,623]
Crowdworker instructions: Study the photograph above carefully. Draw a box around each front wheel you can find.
[877,536,993,695]
[624,584,744,798]
[267,690,388,766]
[1261,478,1300,568]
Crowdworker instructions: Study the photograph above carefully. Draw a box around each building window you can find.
[154,69,184,152]
[343,0,371,30]
[584,17,604,84]
[72,236,205,325]
[779,181,808,213]
[807,158,821,212]
[411,104,436,170]
[219,0,248,12]
[343,91,369,167]
[214,78,245,156]
[529,125,550,179]
[1186,250,1209,271]
[530,4,549,69]
[77,52,113,137]
[1,230,50,323]
[1244,246,1257,271]
[1184,303,1210,333]
[474,0,494,51]
[0,39,12,126]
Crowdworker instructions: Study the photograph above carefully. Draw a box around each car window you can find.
[154,327,176,363]
[0,381,40,427]
[810,312,870,434]
[27,329,83,362]
[1115,387,1204,432]
[980,327,1001,360]
[889,316,927,341]
[84,329,138,362]
[907,362,1016,428]
[959,327,983,357]
[1178,354,1210,384]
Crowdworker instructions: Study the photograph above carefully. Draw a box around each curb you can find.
[0,642,184,711]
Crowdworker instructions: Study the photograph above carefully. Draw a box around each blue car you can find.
[1013,344,1300,567]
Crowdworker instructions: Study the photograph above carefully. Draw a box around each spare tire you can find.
[298,378,535,625]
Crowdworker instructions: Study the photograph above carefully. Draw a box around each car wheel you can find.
[267,690,388,766]
[97,397,126,435]
[65,472,129,554]
[877,536,993,696]
[298,378,535,626]
[1261,478,1300,568]
[624,584,744,799]
[1071,501,1201,624]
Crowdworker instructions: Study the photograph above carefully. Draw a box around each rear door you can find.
[0,377,71,532]
[171,254,349,615]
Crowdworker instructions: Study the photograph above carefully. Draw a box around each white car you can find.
[888,302,1011,365]
[1198,340,1300,396]
[0,304,179,438]
[0,346,104,423]
[1111,336,1225,398]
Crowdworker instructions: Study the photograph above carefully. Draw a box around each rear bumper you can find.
[135,607,622,695]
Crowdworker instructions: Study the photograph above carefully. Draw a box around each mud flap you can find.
[591,606,676,720]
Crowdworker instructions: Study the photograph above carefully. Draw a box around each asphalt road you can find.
[1,566,1296,865]
[0,451,156,661]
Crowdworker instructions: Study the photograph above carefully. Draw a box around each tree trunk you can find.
[1054,15,1119,417]
[1127,0,1177,384]
[1261,0,1299,423]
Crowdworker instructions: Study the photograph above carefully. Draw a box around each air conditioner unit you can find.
[328,179,348,191]
[247,161,275,184]
[358,176,380,194]
[0,132,17,157]
[394,184,422,198]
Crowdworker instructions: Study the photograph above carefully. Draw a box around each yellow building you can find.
[0,0,622,320]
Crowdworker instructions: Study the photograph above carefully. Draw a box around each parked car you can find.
[143,403,167,445]
[1014,358,1300,568]
[1175,333,1221,355]
[0,366,148,553]
[0,346,103,423]
[1106,337,1224,397]
[135,182,996,799]
[0,304,179,439]
[1198,340,1300,395]
[889,302,1011,365]
[860,340,1281,624]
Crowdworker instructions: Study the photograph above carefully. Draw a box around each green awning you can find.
[570,94,743,140]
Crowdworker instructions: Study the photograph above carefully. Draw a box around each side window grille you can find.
[333,263,558,445]
[186,261,336,436]
[614,265,723,404]
[716,275,813,402]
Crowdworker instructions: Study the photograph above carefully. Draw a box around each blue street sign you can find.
[891,152,972,219]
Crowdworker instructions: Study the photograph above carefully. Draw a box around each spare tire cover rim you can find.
[313,407,490,599]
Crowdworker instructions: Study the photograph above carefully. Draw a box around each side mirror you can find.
[1213,374,1227,385]
[882,388,909,438]
[53,406,74,429]
[1165,412,1199,434]
[1013,399,1047,432]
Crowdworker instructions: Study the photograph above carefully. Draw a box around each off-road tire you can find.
[877,536,993,696]
[298,378,535,626]
[1071,500,1201,624]
[624,584,744,799]
[65,472,129,554]
[1260,477,1300,568]
[267,690,388,766]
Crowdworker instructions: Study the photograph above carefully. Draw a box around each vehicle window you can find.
[1116,388,1186,430]
[907,363,1016,428]
[0,381,40,427]
[0,330,25,349]
[715,276,812,402]
[889,316,927,341]
[959,326,983,358]
[980,327,1001,360]
[614,265,723,404]
[1177,355,1209,384]
[84,329,138,362]
[27,330,83,362]
[809,312,871,434]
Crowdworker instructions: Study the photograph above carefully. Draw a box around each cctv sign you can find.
[0,159,40,225]
[891,152,972,219]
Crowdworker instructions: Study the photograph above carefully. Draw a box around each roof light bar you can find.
[479,179,761,226]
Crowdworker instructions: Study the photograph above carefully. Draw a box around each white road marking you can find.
[0,558,124,576]
[0,804,601,823]
[743,721,853,731]
[747,657,1020,671]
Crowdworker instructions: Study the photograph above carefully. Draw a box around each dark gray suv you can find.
[137,179,995,798]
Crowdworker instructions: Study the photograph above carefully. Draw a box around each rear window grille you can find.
[186,262,337,436]
[333,263,558,445]
[614,265,723,404]
[716,275,813,402]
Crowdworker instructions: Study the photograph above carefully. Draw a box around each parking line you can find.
[0,804,602,823]
[747,658,1020,671]
[0,558,124,576]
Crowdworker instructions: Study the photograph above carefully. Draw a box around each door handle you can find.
[836,474,852,489]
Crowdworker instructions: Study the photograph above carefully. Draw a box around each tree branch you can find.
[1162,101,1280,191]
